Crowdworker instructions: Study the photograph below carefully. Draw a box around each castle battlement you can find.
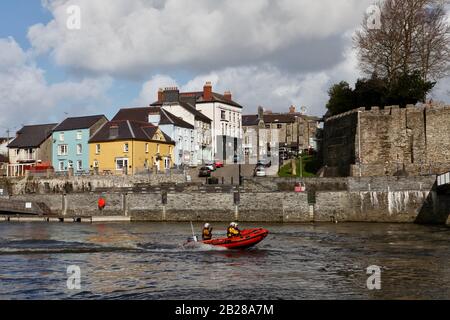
[325,104,450,122]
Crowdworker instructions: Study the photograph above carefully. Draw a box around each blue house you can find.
[52,115,108,173]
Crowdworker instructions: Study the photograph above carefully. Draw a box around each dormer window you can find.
[59,133,65,141]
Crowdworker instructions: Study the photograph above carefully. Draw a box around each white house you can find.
[152,87,213,165]
[152,82,243,163]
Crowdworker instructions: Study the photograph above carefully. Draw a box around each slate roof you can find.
[89,120,175,144]
[112,107,194,129]
[242,115,260,126]
[151,91,244,109]
[180,92,244,109]
[8,124,57,148]
[53,115,107,132]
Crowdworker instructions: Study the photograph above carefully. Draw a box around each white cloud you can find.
[28,0,373,77]
[0,37,112,131]
[136,47,361,116]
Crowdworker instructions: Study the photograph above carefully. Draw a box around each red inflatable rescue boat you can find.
[202,228,269,249]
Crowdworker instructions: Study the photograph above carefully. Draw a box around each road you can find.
[188,163,279,184]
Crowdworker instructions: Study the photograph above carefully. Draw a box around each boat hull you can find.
[202,228,269,249]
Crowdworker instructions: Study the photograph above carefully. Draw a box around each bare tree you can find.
[354,0,450,83]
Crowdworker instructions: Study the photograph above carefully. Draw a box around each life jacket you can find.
[202,228,212,240]
[98,197,106,210]
[227,226,240,238]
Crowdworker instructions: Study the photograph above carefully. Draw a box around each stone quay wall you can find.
[322,105,450,177]
[3,176,448,225]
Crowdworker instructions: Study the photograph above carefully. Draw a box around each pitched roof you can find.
[53,115,107,132]
[8,124,57,148]
[159,108,194,129]
[242,115,260,126]
[151,91,244,109]
[113,107,194,129]
[263,114,296,124]
[89,120,175,144]
[151,101,212,123]
[179,101,212,123]
[180,92,244,109]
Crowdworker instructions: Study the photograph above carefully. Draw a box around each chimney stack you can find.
[289,105,296,114]
[224,90,232,101]
[158,88,164,103]
[203,81,213,101]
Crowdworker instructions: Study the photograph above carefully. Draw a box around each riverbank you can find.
[1,175,449,225]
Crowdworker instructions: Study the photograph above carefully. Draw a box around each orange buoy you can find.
[98,197,106,210]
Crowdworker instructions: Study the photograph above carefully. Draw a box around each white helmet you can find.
[230,222,238,228]
[204,223,211,229]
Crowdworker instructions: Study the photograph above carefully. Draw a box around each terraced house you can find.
[152,82,243,163]
[7,123,57,176]
[52,115,108,174]
[112,107,198,167]
[88,120,175,175]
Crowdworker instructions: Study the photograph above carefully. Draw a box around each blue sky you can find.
[0,0,448,135]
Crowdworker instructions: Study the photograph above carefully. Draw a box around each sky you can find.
[1,0,449,136]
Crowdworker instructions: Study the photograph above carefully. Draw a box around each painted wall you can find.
[52,129,91,173]
[196,101,242,160]
[89,139,174,175]
[8,136,53,165]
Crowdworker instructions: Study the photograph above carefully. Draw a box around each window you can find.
[59,161,65,171]
[157,144,160,153]
[96,144,101,154]
[93,160,99,168]
[58,145,68,156]
[145,143,149,153]
[124,143,129,153]
[277,124,282,129]
[265,124,271,129]
[115,158,128,170]
[68,160,73,169]
[76,160,82,171]
[221,110,226,120]
[76,144,82,155]
[76,131,82,140]
[59,133,64,141]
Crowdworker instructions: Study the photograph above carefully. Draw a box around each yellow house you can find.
[89,120,175,175]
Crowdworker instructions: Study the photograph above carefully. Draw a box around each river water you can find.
[0,222,448,300]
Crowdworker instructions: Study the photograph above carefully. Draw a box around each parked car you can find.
[204,163,216,171]
[257,159,272,168]
[198,167,212,177]
[255,167,266,177]
[214,160,224,168]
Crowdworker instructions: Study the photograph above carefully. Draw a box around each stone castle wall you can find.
[323,105,450,177]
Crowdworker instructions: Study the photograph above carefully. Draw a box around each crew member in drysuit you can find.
[202,223,213,241]
[227,222,241,238]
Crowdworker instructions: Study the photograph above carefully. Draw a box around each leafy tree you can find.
[326,72,435,116]
[325,81,354,116]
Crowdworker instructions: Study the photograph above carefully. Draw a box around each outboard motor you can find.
[187,235,198,243]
